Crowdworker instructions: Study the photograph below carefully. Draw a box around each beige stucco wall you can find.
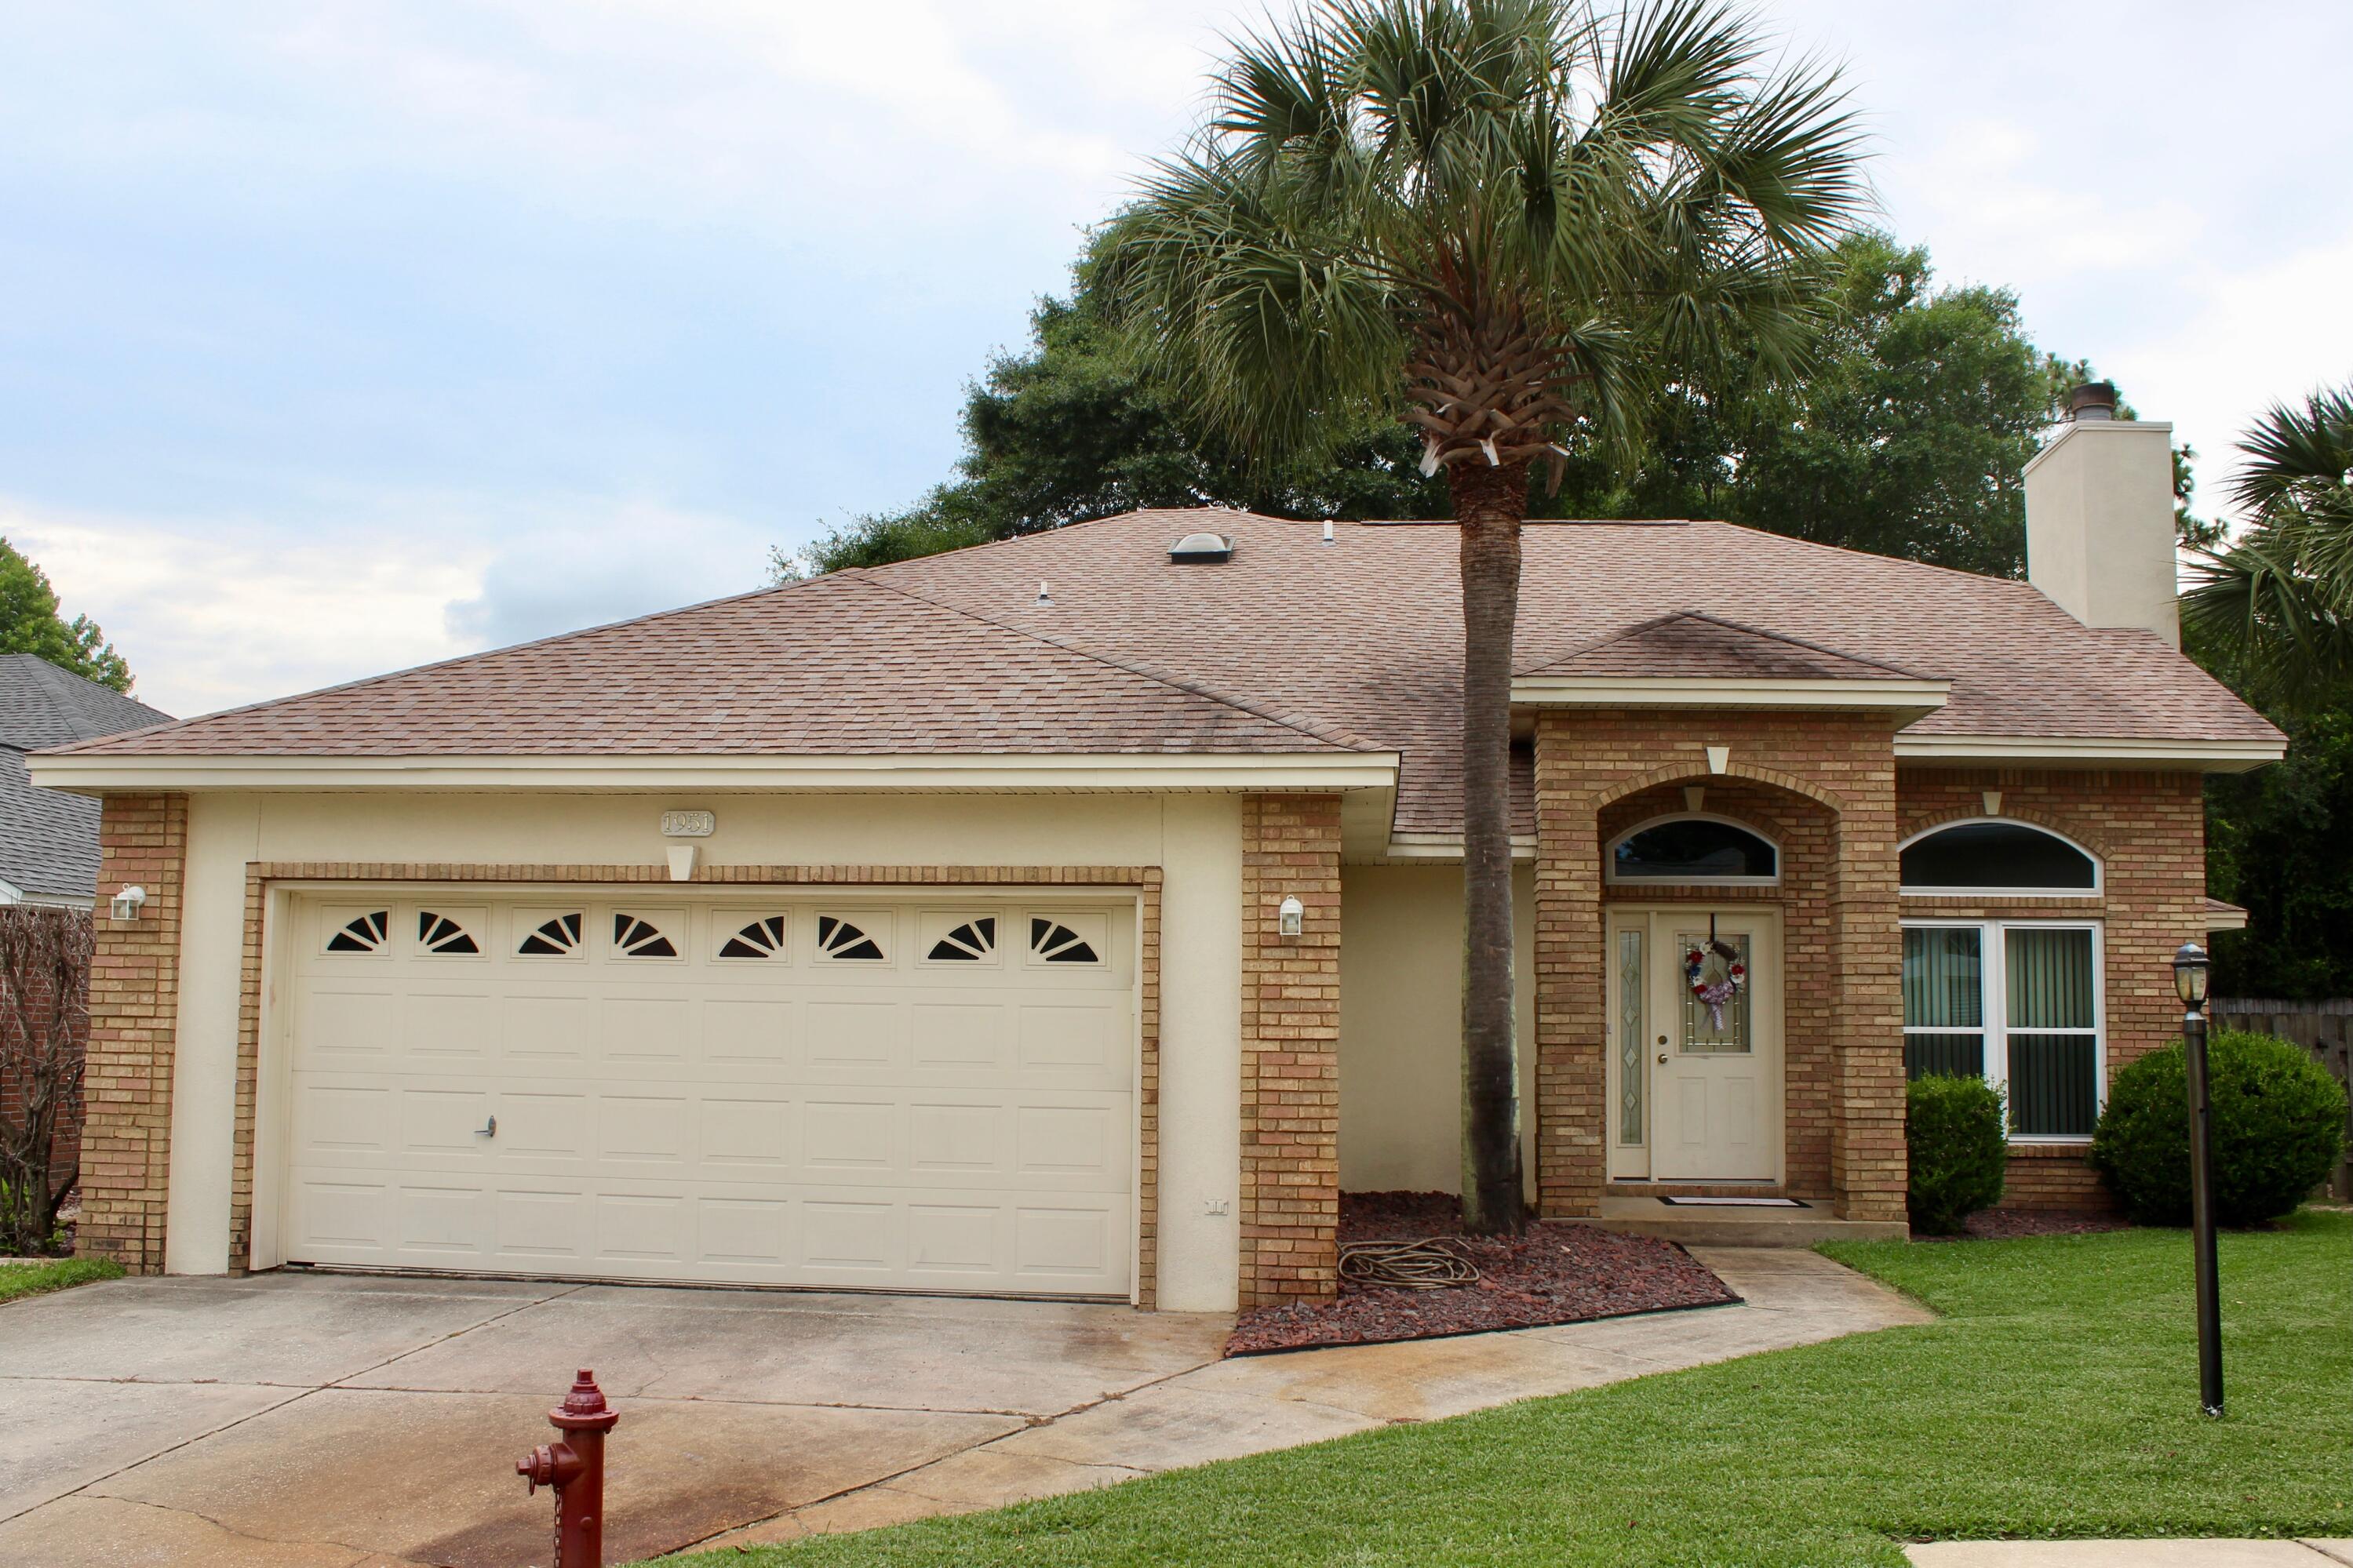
[1337,863,1537,1195]
[159,789,1245,1311]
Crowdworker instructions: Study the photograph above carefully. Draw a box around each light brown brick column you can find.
[1830,733,1907,1221]
[76,793,188,1274]
[1238,793,1342,1305]
[1533,711,1605,1217]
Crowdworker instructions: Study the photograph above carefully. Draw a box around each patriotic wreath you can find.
[1683,938,1747,1031]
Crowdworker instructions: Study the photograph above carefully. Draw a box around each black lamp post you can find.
[2173,940,2224,1418]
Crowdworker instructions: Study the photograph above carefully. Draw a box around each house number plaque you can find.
[659,809,716,838]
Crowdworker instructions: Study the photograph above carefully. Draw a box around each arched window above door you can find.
[1608,815,1779,885]
[1899,819,2100,894]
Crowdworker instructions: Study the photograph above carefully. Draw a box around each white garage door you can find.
[279,889,1136,1297]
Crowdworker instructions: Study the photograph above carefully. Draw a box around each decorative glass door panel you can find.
[1648,911,1779,1182]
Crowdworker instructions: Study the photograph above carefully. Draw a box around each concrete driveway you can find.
[0,1250,1927,1565]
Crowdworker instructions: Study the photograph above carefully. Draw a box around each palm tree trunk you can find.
[1453,459,1528,1235]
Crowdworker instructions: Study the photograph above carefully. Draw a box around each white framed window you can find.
[1607,813,1780,886]
[1900,819,2100,897]
[1902,919,2103,1141]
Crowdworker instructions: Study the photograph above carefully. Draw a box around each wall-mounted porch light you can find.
[109,886,146,922]
[1278,895,1304,937]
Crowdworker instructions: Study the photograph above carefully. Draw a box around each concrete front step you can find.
[1571,1195,1909,1246]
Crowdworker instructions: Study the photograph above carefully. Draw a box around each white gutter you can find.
[27,750,1403,795]
[1510,675,1950,721]
[1892,735,2284,773]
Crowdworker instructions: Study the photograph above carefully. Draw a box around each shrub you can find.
[2092,1031,2348,1227]
[1907,1073,2009,1234]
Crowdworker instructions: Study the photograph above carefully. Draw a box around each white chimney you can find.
[2023,382,2179,647]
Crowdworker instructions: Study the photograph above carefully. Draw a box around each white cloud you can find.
[2,489,773,717]
[2,500,484,719]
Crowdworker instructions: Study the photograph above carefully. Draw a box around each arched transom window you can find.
[1608,815,1779,886]
[1900,820,2099,894]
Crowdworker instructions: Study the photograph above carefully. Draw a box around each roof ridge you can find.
[848,507,1309,580]
[853,576,1389,754]
[1681,518,2053,595]
[1521,608,1934,680]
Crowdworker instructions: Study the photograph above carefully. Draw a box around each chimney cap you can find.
[2068,381,2119,421]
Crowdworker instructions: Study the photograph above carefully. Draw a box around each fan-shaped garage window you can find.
[1030,918,1099,964]
[416,911,479,955]
[815,915,886,962]
[326,911,389,954]
[1900,820,2098,894]
[1608,817,1779,884]
[518,912,584,957]
[612,913,678,959]
[927,918,996,961]
[719,916,789,960]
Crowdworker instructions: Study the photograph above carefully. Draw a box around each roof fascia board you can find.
[1375,831,1537,864]
[1510,675,1951,715]
[28,751,1402,795]
[1892,735,2284,773]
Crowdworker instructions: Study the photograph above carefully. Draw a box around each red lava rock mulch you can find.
[1914,1207,2130,1242]
[1225,1190,1739,1357]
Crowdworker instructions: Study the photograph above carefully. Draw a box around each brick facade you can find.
[75,793,187,1273]
[1532,711,1907,1222]
[1896,767,2208,1210]
[1239,795,1342,1304]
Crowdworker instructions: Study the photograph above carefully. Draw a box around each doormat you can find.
[1657,1196,1808,1208]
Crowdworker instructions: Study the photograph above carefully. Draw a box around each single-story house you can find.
[0,653,170,907]
[35,409,2278,1312]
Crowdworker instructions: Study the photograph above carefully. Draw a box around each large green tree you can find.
[0,538,132,693]
[1100,0,1866,1231]
[786,231,2138,583]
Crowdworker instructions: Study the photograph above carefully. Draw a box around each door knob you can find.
[1656,1053,1668,1064]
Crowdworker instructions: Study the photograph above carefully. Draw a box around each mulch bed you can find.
[1914,1207,2129,1242]
[1225,1191,1739,1357]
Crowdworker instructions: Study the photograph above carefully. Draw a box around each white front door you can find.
[1610,908,1781,1183]
[276,889,1137,1297]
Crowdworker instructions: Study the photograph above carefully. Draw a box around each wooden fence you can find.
[2212,999,2353,1201]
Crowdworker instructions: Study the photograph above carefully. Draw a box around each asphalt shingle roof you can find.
[0,657,170,898]
[46,511,2278,837]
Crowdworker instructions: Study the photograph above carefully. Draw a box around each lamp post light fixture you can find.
[2173,940,2224,1418]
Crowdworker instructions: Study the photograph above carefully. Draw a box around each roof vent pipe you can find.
[1322,520,1335,545]
[1036,580,1051,606]
[2068,380,2118,421]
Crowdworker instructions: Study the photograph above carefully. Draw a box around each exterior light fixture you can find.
[109,886,146,922]
[2172,940,2223,1417]
[1277,895,1304,937]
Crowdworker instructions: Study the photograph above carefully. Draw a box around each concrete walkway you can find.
[1908,1544,2353,1566]
[0,1247,1925,1566]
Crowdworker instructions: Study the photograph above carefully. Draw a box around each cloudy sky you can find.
[3,2,2347,718]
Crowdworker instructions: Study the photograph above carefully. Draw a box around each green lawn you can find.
[664,1211,2352,1568]
[0,1256,123,1304]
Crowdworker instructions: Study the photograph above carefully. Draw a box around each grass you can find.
[0,1255,124,1304]
[661,1211,2352,1568]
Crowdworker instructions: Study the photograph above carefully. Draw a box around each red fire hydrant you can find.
[516,1369,620,1568]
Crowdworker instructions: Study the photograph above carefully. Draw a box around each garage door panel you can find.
[703,998,794,1065]
[500,994,594,1063]
[600,995,691,1064]
[399,1087,492,1155]
[284,892,1135,1296]
[804,999,904,1067]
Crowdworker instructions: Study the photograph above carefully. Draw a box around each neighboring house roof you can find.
[0,657,170,899]
[0,653,170,748]
[42,511,2279,837]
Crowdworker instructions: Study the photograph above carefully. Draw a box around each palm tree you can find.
[2183,384,2353,710]
[1102,0,1866,1233]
